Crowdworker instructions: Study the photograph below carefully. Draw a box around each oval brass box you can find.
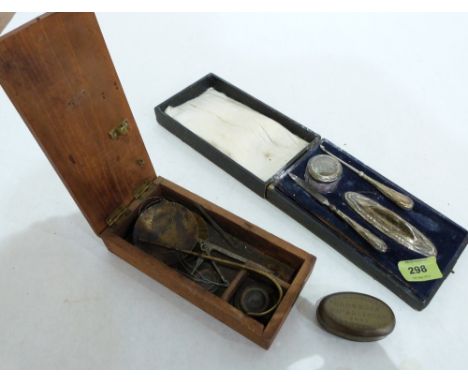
[316,292,395,342]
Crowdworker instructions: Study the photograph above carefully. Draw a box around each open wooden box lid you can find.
[0,12,156,235]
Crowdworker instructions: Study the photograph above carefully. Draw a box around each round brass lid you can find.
[306,154,343,183]
[316,292,395,342]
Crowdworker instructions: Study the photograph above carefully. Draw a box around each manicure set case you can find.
[155,73,468,310]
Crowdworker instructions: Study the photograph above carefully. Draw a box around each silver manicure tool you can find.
[320,144,414,210]
[345,192,437,257]
[289,173,388,253]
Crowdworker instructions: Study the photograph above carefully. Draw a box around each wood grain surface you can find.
[0,13,14,34]
[0,13,156,235]
[0,12,316,349]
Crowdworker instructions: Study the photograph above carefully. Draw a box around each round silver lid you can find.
[306,154,343,183]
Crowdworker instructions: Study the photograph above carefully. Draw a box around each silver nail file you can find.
[288,173,388,253]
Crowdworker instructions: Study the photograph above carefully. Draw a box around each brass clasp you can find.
[108,119,129,139]
[105,205,130,226]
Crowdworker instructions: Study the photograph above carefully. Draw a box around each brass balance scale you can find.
[132,198,286,317]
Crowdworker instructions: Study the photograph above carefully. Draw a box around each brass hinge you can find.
[133,179,152,200]
[106,179,155,227]
[106,205,130,227]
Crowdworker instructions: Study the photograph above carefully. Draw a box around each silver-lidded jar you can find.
[305,154,343,194]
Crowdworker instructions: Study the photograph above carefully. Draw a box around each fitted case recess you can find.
[0,12,315,349]
[155,74,468,310]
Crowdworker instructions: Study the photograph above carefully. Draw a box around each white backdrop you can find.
[0,12,467,369]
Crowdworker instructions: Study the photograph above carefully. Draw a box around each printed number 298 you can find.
[408,265,427,274]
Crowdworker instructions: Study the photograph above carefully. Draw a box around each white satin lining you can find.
[165,88,308,181]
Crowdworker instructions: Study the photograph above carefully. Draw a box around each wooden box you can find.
[0,13,315,349]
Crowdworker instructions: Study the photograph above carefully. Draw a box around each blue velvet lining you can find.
[275,139,468,302]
